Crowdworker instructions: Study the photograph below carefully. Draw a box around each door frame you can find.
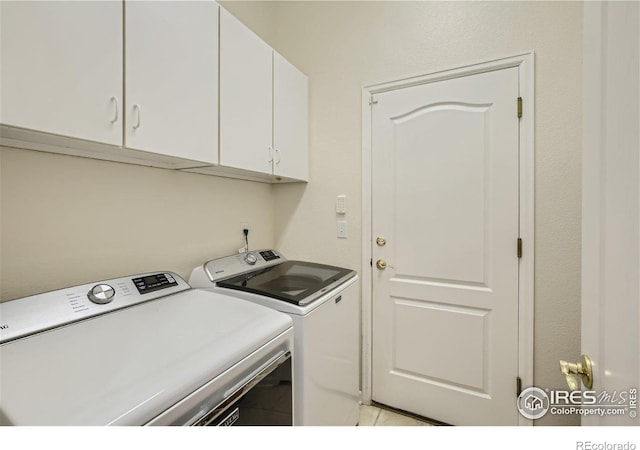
[360,52,535,425]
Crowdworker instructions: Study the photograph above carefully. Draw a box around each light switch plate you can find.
[336,195,346,215]
[337,220,348,238]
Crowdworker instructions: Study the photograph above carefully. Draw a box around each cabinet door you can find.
[0,1,122,145]
[273,52,309,181]
[219,8,273,175]
[125,1,218,164]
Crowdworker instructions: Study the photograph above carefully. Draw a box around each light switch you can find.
[336,195,346,215]
[337,221,348,238]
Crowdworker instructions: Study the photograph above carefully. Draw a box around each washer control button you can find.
[244,253,258,265]
[87,284,115,304]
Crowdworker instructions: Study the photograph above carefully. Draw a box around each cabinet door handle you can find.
[268,146,274,164]
[110,97,119,124]
[275,147,281,166]
[133,104,141,130]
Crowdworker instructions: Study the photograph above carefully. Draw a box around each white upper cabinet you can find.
[1,2,306,181]
[125,1,218,164]
[273,52,309,182]
[219,8,273,175]
[0,1,123,145]
[218,8,308,182]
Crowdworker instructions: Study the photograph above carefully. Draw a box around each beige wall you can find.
[0,147,275,301]
[227,1,583,425]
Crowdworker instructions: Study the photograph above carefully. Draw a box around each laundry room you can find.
[1,0,638,446]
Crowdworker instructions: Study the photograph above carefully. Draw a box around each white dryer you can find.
[0,272,293,426]
[190,249,360,426]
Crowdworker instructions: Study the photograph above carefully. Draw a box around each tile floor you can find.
[358,404,433,426]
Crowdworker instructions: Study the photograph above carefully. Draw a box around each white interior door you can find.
[371,67,521,425]
[581,1,639,426]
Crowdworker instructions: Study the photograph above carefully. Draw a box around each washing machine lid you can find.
[216,261,356,306]
[0,287,291,425]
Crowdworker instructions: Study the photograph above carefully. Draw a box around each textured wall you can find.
[0,147,275,301]
[228,1,583,426]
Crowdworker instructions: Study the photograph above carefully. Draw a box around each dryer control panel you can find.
[0,272,190,344]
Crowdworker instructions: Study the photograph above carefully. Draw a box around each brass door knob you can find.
[376,237,386,246]
[559,355,593,391]
[376,259,394,270]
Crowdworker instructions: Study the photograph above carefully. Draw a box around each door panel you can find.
[393,299,489,392]
[372,67,520,425]
[393,102,490,284]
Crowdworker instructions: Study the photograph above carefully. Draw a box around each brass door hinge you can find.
[517,97,523,118]
[517,238,523,258]
[517,376,522,396]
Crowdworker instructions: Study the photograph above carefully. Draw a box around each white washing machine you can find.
[189,249,360,426]
[0,271,293,426]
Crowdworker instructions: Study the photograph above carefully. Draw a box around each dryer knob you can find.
[244,253,258,265]
[88,284,116,304]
